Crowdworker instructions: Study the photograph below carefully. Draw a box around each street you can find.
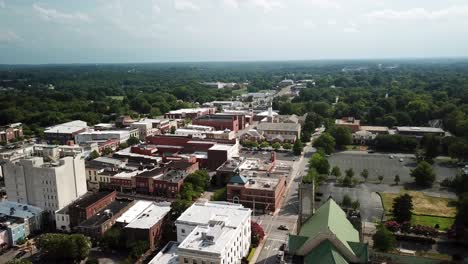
[254,143,315,264]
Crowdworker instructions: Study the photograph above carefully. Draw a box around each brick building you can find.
[0,123,23,143]
[123,202,171,249]
[192,115,240,132]
[335,117,361,133]
[164,108,216,120]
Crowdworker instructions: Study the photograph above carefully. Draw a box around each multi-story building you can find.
[44,120,88,144]
[165,108,216,120]
[55,191,117,232]
[175,201,251,264]
[335,117,361,133]
[74,128,139,145]
[75,198,134,241]
[216,111,252,130]
[2,155,87,212]
[123,202,171,249]
[0,123,23,143]
[130,118,170,140]
[256,122,301,143]
[192,115,240,132]
[0,201,43,246]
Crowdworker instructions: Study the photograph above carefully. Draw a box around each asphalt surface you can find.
[255,143,315,264]
[328,151,458,184]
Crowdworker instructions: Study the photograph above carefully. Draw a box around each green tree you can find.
[342,176,352,187]
[127,136,140,146]
[345,168,354,178]
[170,199,192,220]
[293,139,303,156]
[36,233,91,263]
[89,150,99,160]
[330,126,352,149]
[373,224,396,252]
[342,194,352,208]
[119,142,129,149]
[282,142,292,150]
[102,147,113,156]
[410,161,436,187]
[313,133,335,154]
[351,200,360,211]
[392,194,413,223]
[211,187,227,201]
[272,142,281,150]
[100,227,125,252]
[378,175,384,183]
[394,174,400,185]
[455,194,468,242]
[259,141,270,149]
[361,169,369,182]
[309,153,330,175]
[331,166,341,179]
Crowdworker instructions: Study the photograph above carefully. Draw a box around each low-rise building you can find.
[288,198,368,263]
[192,115,240,132]
[165,108,216,120]
[396,126,445,138]
[0,201,43,246]
[279,79,294,87]
[130,118,171,139]
[44,120,88,144]
[175,201,251,264]
[123,202,171,249]
[256,122,301,143]
[75,128,139,145]
[55,191,117,232]
[75,198,134,241]
[0,123,23,143]
[335,117,361,133]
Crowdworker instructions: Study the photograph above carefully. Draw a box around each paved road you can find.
[255,143,315,264]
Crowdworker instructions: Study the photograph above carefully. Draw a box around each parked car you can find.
[368,150,375,153]
[278,225,289,231]
[399,158,404,162]
[389,155,394,159]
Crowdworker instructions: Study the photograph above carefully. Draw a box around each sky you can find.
[1,0,468,64]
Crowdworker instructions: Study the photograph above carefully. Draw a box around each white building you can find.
[74,129,139,144]
[175,201,251,264]
[175,129,206,139]
[2,155,87,212]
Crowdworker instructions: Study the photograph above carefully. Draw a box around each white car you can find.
[399,158,404,162]
[389,155,394,159]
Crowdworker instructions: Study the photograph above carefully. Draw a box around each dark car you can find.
[367,150,375,153]
[278,225,289,231]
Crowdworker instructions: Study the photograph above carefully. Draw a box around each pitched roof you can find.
[304,240,349,264]
[299,199,360,252]
[229,174,247,185]
[257,122,300,132]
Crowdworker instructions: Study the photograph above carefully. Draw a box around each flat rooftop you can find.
[209,144,234,151]
[360,126,389,132]
[396,126,445,133]
[148,241,179,264]
[69,191,114,209]
[0,201,43,219]
[116,200,153,224]
[176,201,251,228]
[124,202,171,229]
[44,120,88,134]
[244,176,280,191]
[167,108,213,114]
[257,122,300,132]
[335,118,360,125]
[178,225,236,254]
[77,199,132,228]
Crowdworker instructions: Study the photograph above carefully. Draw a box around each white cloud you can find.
[0,30,20,44]
[303,20,317,29]
[303,0,341,9]
[223,0,239,9]
[174,0,199,11]
[0,0,5,9]
[250,0,285,12]
[33,4,91,23]
[366,6,468,21]
[153,3,161,14]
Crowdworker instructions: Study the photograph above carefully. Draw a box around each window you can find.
[193,260,197,264]
[184,258,189,263]
[181,229,185,234]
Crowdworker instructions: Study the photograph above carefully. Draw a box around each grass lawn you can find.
[380,191,456,230]
[411,215,454,231]
[232,87,248,96]
[345,145,368,151]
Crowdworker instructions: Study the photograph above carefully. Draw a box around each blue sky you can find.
[1,0,468,64]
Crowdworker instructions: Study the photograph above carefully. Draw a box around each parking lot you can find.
[328,151,458,184]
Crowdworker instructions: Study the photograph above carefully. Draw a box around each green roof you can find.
[229,174,247,185]
[299,198,360,253]
[304,240,349,264]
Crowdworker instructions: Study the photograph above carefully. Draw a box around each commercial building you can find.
[74,128,139,145]
[130,118,171,140]
[216,110,254,130]
[44,120,88,144]
[335,117,361,133]
[75,198,134,241]
[279,79,294,87]
[55,191,117,232]
[0,144,34,162]
[123,202,171,249]
[0,201,43,246]
[2,155,87,212]
[165,108,216,120]
[289,199,368,264]
[256,122,301,143]
[175,201,251,264]
[0,123,23,143]
[192,115,240,132]
[227,173,287,213]
[396,126,445,138]
[203,101,244,110]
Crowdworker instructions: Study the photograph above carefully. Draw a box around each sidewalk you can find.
[249,235,268,264]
